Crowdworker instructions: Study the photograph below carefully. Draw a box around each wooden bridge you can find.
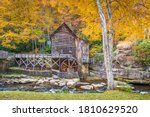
[15,54,79,73]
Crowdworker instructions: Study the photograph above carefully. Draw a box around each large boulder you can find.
[116,41,134,50]
[114,41,140,68]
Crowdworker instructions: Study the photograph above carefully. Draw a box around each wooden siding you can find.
[50,23,89,63]
[51,24,76,57]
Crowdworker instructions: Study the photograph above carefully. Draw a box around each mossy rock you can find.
[115,85,134,92]
[114,80,134,92]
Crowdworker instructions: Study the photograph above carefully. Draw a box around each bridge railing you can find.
[15,54,52,58]
[15,54,73,58]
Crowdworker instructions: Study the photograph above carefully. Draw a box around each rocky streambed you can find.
[0,75,150,94]
[0,75,107,93]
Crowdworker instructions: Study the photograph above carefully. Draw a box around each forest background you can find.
[0,0,150,59]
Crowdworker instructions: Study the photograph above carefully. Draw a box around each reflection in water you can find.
[132,84,150,93]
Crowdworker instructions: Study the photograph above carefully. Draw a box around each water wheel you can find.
[61,58,78,72]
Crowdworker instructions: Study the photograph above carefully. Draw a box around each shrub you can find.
[39,45,51,54]
[94,53,104,64]
[89,40,103,57]
[132,40,150,66]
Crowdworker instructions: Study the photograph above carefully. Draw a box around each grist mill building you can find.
[50,23,89,77]
[15,23,89,78]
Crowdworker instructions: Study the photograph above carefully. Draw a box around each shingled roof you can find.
[50,22,89,43]
[50,22,77,38]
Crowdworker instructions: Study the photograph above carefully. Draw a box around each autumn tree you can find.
[96,0,114,90]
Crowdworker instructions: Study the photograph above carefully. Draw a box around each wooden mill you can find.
[50,23,89,73]
[15,23,89,78]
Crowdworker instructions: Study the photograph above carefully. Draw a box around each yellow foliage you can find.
[90,45,103,57]
[0,31,20,49]
[0,0,150,50]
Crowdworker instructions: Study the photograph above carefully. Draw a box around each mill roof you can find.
[50,22,89,43]
[50,23,77,38]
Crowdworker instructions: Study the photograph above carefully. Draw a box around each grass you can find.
[0,90,150,100]
[0,73,25,77]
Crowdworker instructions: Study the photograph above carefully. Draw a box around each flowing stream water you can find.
[0,81,150,94]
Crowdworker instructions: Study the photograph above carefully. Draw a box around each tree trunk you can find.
[106,0,113,61]
[106,0,114,89]
[32,40,34,51]
[96,0,114,90]
[47,27,51,48]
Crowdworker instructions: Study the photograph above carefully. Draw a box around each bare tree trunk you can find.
[96,0,114,90]
[32,40,34,51]
[106,0,114,89]
[47,27,51,48]
[106,0,113,58]
[34,40,37,49]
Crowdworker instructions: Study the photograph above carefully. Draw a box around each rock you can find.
[49,88,61,93]
[53,75,59,79]
[125,80,150,85]
[47,77,53,81]
[114,81,127,87]
[114,54,136,67]
[49,79,59,86]
[115,85,134,91]
[66,79,79,87]
[75,82,90,87]
[36,79,45,84]
[5,80,13,84]
[13,79,20,84]
[114,81,134,91]
[19,78,37,84]
[58,80,66,87]
[4,79,19,84]
[36,78,52,84]
[61,85,69,91]
[0,82,3,86]
[89,72,95,76]
[117,41,134,50]
[49,88,56,93]
[146,66,150,71]
[92,83,106,90]
[72,78,80,82]
[67,81,76,87]
[140,92,149,94]
[80,85,93,90]
[113,41,142,69]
